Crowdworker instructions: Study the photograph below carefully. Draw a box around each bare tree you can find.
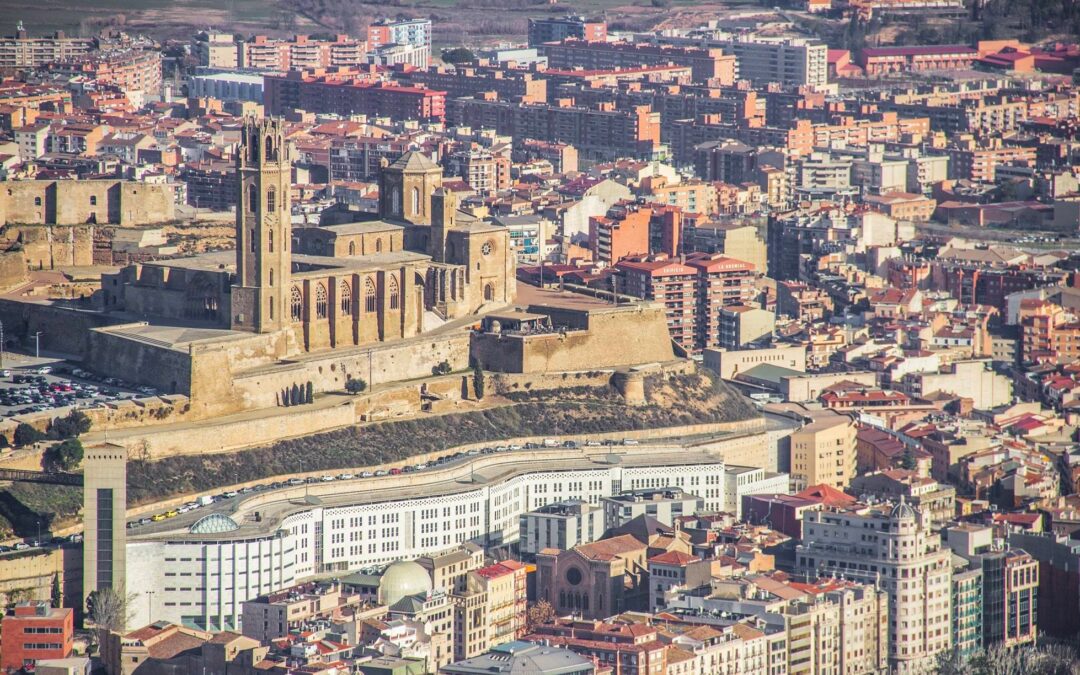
[87,586,137,633]
[525,599,555,632]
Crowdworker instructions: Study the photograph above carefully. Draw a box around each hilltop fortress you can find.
[0,118,678,417]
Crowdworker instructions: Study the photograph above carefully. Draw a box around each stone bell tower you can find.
[232,117,291,333]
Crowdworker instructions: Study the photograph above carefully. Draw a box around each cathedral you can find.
[102,118,516,354]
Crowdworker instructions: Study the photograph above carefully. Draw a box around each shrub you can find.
[47,410,91,440]
[45,438,83,472]
[433,361,452,376]
[14,423,44,447]
[305,381,314,404]
[345,378,367,394]
[473,365,485,399]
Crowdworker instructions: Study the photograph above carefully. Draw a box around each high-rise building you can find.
[83,444,128,608]
[366,18,431,68]
[0,23,93,69]
[519,500,606,558]
[798,500,953,674]
[789,408,857,491]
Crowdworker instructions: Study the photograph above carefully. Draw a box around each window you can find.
[348,241,356,256]
[267,187,276,213]
[316,283,328,319]
[365,278,377,312]
[34,196,41,206]
[90,195,97,206]
[411,187,420,215]
[290,288,303,321]
[375,238,383,253]
[391,187,401,215]
[248,184,257,212]
[269,269,273,286]
[268,228,274,253]
[340,281,351,314]
[388,275,399,310]
[483,283,495,302]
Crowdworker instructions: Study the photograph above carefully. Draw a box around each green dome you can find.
[378,560,432,606]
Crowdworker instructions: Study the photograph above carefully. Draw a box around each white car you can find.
[35,367,52,375]
[338,473,355,480]
[223,491,238,498]
[321,475,335,482]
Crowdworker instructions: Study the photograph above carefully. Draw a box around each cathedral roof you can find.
[387,150,439,173]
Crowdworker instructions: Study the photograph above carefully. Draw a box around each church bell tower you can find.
[232,118,291,333]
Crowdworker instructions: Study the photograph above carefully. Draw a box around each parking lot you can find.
[0,363,144,420]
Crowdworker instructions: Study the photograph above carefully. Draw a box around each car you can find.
[467,449,480,455]
[402,465,415,473]
[35,366,52,375]
[375,470,388,477]
[622,439,639,445]
[13,543,29,550]
[389,468,401,475]
[415,463,428,470]
[183,502,198,510]
[361,471,373,478]
[127,521,138,529]
[305,477,320,484]
[585,440,601,447]
[271,482,285,489]
[223,491,238,498]
[321,475,335,482]
[0,370,10,377]
[139,517,152,525]
[178,506,192,513]
[287,478,303,486]
[509,444,522,450]
[151,514,166,522]
[338,473,355,480]
[67,534,83,543]
[164,510,179,518]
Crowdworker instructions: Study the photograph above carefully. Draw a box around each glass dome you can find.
[189,513,240,534]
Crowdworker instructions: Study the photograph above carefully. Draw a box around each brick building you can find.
[0,602,74,672]
[265,69,446,121]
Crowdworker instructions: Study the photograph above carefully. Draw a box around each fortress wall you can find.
[0,299,119,357]
[471,304,676,374]
[15,225,96,270]
[86,328,194,395]
[0,181,173,226]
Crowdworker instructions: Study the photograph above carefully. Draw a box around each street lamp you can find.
[33,331,42,359]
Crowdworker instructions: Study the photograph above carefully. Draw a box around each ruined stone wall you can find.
[0,298,121,356]
[13,225,95,270]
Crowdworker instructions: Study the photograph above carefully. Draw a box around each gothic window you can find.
[348,242,356,256]
[375,238,383,253]
[265,136,274,162]
[391,187,401,216]
[268,228,274,253]
[250,229,255,253]
[291,287,303,321]
[483,283,495,302]
[316,283,328,319]
[248,184,257,212]
[411,187,420,215]
[365,277,377,312]
[269,298,274,320]
[269,269,274,287]
[340,281,351,314]
[267,187,276,212]
[388,275,399,310]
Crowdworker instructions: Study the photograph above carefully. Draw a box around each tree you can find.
[51,574,62,608]
[86,586,136,633]
[473,365,485,399]
[900,448,916,471]
[525,600,555,631]
[290,384,301,406]
[441,47,476,64]
[305,381,314,404]
[433,360,452,376]
[345,378,367,394]
[48,410,92,440]
[45,438,83,472]
[14,422,45,447]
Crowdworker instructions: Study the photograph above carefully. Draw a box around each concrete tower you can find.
[430,186,456,263]
[232,117,291,333]
[83,444,127,609]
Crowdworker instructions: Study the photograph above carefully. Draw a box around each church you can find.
[101,117,515,354]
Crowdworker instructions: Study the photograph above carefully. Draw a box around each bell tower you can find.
[232,117,291,333]
[430,187,456,262]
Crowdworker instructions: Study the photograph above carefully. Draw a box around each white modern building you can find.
[126,444,752,631]
[189,72,265,103]
[723,465,790,518]
[518,499,605,557]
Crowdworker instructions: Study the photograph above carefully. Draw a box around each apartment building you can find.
[366,18,431,67]
[446,148,511,194]
[685,222,768,274]
[264,69,446,121]
[240,580,380,643]
[617,252,757,352]
[859,45,978,75]
[230,34,368,71]
[528,619,668,675]
[589,201,652,265]
[397,65,547,104]
[719,305,775,349]
[789,408,856,490]
[0,25,93,69]
[798,501,953,674]
[46,48,162,105]
[1019,298,1080,363]
[601,487,704,528]
[519,500,606,558]
[539,39,737,84]
[528,16,607,47]
[947,142,1037,182]
[698,35,828,88]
